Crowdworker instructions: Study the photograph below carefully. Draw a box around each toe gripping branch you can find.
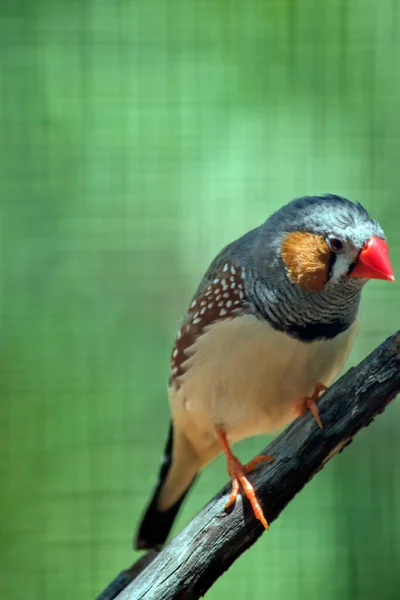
[216,429,274,530]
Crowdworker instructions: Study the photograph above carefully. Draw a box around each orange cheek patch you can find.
[281,232,330,292]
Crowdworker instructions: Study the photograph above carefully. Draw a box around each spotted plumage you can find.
[170,263,247,383]
[136,194,394,550]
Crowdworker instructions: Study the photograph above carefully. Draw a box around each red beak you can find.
[350,236,395,282]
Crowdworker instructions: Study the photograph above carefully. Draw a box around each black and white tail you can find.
[135,423,199,551]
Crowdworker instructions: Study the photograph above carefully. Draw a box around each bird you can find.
[135,194,394,551]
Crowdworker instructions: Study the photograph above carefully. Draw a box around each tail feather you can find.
[135,423,199,551]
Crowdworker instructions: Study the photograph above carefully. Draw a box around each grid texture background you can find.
[1,1,400,599]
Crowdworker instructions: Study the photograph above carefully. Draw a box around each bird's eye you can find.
[328,237,344,252]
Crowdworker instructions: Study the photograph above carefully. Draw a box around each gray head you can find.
[258,194,393,290]
[241,194,394,341]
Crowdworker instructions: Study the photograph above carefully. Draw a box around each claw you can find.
[224,477,240,509]
[297,382,328,429]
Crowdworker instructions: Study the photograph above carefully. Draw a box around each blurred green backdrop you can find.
[1,0,400,598]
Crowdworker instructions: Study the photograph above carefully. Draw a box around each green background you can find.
[1,1,400,598]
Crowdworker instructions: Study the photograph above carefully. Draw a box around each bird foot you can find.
[296,382,328,429]
[216,429,274,530]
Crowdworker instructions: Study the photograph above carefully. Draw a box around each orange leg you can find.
[296,382,328,429]
[216,429,274,530]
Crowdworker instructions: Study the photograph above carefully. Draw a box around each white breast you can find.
[169,313,359,464]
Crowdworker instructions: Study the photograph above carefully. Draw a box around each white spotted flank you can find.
[170,261,247,382]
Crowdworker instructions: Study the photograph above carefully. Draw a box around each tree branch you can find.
[97,331,400,600]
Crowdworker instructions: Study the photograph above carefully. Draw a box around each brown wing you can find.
[169,258,248,386]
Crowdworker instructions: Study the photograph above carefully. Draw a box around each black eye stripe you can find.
[347,261,357,276]
[327,252,337,280]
